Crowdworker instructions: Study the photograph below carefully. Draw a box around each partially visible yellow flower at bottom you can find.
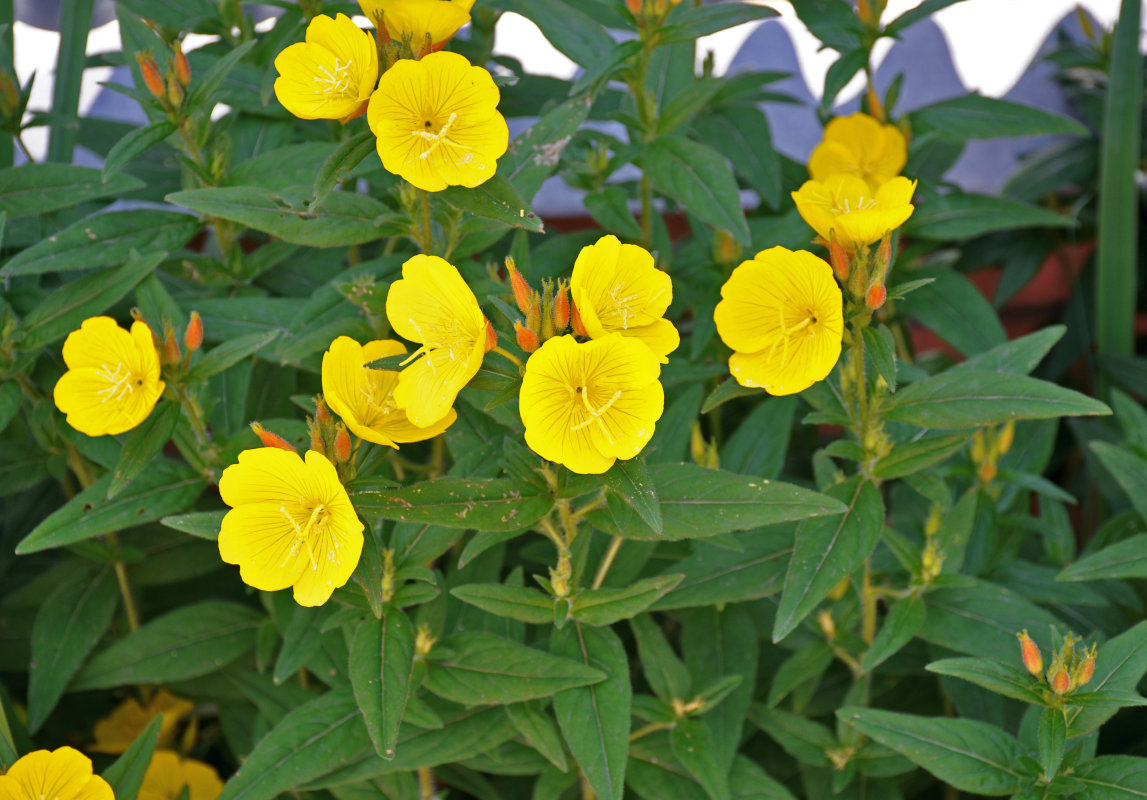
[0,747,113,800]
[791,174,916,251]
[519,334,664,475]
[138,751,222,800]
[714,247,844,396]
[90,689,193,754]
[219,448,364,607]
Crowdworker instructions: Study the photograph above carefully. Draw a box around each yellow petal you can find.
[274,13,377,121]
[218,447,312,508]
[0,748,114,800]
[139,751,223,800]
[218,502,309,592]
[380,0,471,47]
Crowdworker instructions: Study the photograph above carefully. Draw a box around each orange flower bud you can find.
[175,46,191,88]
[978,460,997,484]
[136,52,165,99]
[309,420,325,454]
[163,324,181,365]
[571,301,588,338]
[251,422,297,452]
[1049,666,1071,695]
[1017,630,1043,677]
[553,279,570,332]
[625,0,642,14]
[828,235,850,282]
[514,321,539,353]
[485,317,497,353]
[314,396,333,428]
[183,310,203,352]
[333,424,352,463]
[876,234,893,277]
[1075,645,1097,687]
[506,257,533,315]
[865,283,886,310]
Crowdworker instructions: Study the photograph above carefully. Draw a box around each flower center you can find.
[832,194,877,215]
[570,385,622,445]
[411,112,473,161]
[311,58,355,111]
[400,317,473,375]
[360,373,398,423]
[768,307,818,368]
[280,503,330,570]
[96,362,142,403]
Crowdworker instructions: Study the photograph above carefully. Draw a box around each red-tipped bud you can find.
[314,396,333,427]
[626,0,642,15]
[251,422,297,452]
[162,324,181,365]
[978,460,998,484]
[484,317,497,353]
[876,234,893,277]
[553,280,570,332]
[1017,630,1043,677]
[1075,646,1096,687]
[174,46,191,88]
[183,310,203,352]
[571,301,588,338]
[514,321,539,353]
[136,52,165,99]
[333,424,352,463]
[1049,666,1071,695]
[829,238,849,283]
[309,419,325,454]
[506,257,533,315]
[865,283,886,310]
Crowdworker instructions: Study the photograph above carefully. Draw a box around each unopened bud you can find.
[308,418,325,454]
[712,229,741,265]
[971,430,987,463]
[625,0,642,14]
[506,257,533,315]
[333,424,352,463]
[414,625,436,657]
[0,68,19,117]
[978,460,998,484]
[1049,665,1071,695]
[1017,630,1043,677]
[484,317,497,353]
[553,279,570,331]
[829,235,850,282]
[827,577,850,601]
[996,420,1015,456]
[251,422,297,452]
[876,234,892,277]
[689,421,707,465]
[514,320,539,353]
[539,280,555,341]
[924,504,942,537]
[136,52,165,99]
[817,609,836,641]
[865,282,887,310]
[1075,645,1097,687]
[550,550,572,599]
[183,310,203,352]
[380,548,396,603]
[571,301,588,338]
[167,75,183,108]
[163,324,181,365]
[314,396,333,428]
[174,46,192,88]
[525,297,541,335]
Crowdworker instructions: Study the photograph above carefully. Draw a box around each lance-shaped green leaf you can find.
[767,641,833,708]
[0,210,199,277]
[1038,707,1066,780]
[0,164,143,214]
[182,40,256,112]
[552,623,631,800]
[883,371,1110,429]
[572,575,684,626]
[108,402,180,498]
[495,0,613,68]
[600,457,662,533]
[102,120,176,182]
[505,701,568,772]
[1072,755,1147,798]
[925,658,1046,705]
[658,3,777,44]
[672,718,730,800]
[425,631,605,705]
[920,578,1059,659]
[749,706,835,767]
[16,460,205,554]
[1058,534,1147,582]
[0,382,19,435]
[71,601,262,690]
[952,325,1065,375]
[904,192,1076,240]
[1090,442,1147,522]
[587,464,845,541]
[1069,619,1147,735]
[450,584,555,625]
[643,136,750,245]
[352,477,553,532]
[502,93,593,199]
[773,479,883,642]
[873,434,967,480]
[101,714,162,800]
[160,510,226,540]
[27,565,119,732]
[273,604,337,685]
[908,95,1088,141]
[350,608,415,759]
[439,175,545,233]
[312,130,376,207]
[651,530,792,611]
[862,594,926,672]
[185,330,280,381]
[838,707,1029,795]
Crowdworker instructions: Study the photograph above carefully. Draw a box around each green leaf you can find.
[273,605,335,685]
[186,329,280,381]
[425,631,605,705]
[16,460,205,554]
[884,0,969,35]
[585,185,643,240]
[552,623,631,800]
[168,186,403,247]
[571,575,684,626]
[883,371,1110,429]
[107,402,180,498]
[0,210,198,277]
[1039,707,1066,780]
[502,94,593,199]
[873,434,967,480]
[1073,756,1147,798]
[651,531,792,610]
[898,268,1006,356]
[0,381,20,435]
[721,397,796,480]
[862,594,926,672]
[13,250,164,350]
[767,641,833,708]
[672,719,730,800]
[217,687,370,800]
[159,510,226,540]
[1069,619,1147,735]
[350,608,415,760]
[101,714,163,800]
[863,325,897,392]
[102,120,176,182]
[602,457,662,533]
[729,756,797,800]
[450,583,555,624]
[0,164,143,214]
[1090,442,1147,522]
[701,379,762,414]
[919,578,1060,659]
[506,701,569,772]
[72,601,262,690]
[1058,534,1147,581]
[0,695,19,770]
[692,107,781,210]
[839,707,1028,795]
[183,40,257,113]
[952,325,1065,375]
[658,3,777,43]
[497,0,613,67]
[908,95,1089,140]
[352,477,553,532]
[749,706,834,767]
[924,658,1046,705]
[439,175,545,233]
[773,479,883,642]
[312,130,376,207]
[822,48,867,109]
[790,0,862,51]
[905,192,1076,240]
[643,136,750,246]
[46,0,91,163]
[27,565,119,732]
[587,463,846,542]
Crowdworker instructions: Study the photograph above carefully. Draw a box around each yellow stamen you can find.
[571,386,622,445]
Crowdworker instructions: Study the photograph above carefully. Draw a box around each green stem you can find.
[418,188,434,254]
[591,536,623,590]
[491,345,523,369]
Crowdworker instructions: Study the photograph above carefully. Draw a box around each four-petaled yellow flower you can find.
[714,247,844,396]
[792,174,916,251]
[53,316,164,437]
[138,751,223,800]
[367,50,508,192]
[90,690,193,754]
[570,235,680,364]
[0,747,113,800]
[322,335,456,448]
[519,334,664,475]
[808,112,907,190]
[386,254,490,427]
[274,13,378,122]
[360,0,474,58]
[219,448,364,607]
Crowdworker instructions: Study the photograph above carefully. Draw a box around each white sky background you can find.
[10,0,1143,160]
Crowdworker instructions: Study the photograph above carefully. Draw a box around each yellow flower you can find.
[367,50,508,192]
[359,0,473,57]
[519,334,664,475]
[570,235,680,364]
[808,112,907,189]
[386,254,489,427]
[274,13,378,122]
[322,335,456,448]
[90,690,193,755]
[714,247,844,396]
[0,747,113,800]
[138,751,223,800]
[219,448,364,607]
[52,316,164,437]
[792,174,916,251]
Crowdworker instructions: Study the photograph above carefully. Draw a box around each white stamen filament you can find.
[280,503,327,570]
[412,112,473,160]
[96,362,134,403]
[571,386,622,445]
[768,306,816,368]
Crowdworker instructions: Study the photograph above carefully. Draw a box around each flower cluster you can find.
[273,3,507,192]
